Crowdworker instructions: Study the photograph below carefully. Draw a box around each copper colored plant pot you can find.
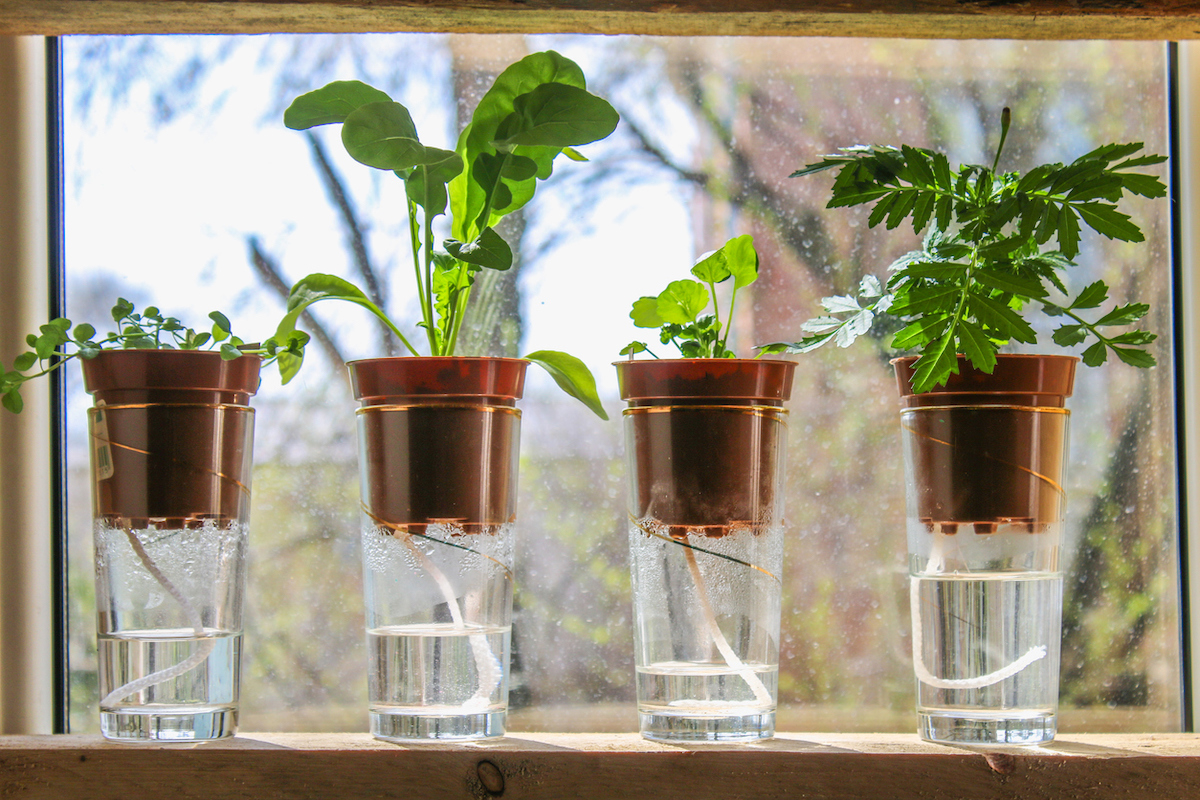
[616,359,796,535]
[81,350,261,527]
[349,357,527,533]
[893,354,1077,533]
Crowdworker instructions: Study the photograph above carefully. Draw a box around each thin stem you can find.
[408,196,434,354]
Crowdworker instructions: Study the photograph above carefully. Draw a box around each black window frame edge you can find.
[46,34,68,736]
[1168,40,1194,734]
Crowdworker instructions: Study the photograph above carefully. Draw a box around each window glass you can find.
[63,34,1178,733]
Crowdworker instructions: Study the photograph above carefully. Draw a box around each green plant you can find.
[274,50,618,419]
[621,234,760,359]
[0,298,303,413]
[763,108,1165,393]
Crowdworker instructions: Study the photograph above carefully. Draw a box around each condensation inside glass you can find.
[62,35,1179,733]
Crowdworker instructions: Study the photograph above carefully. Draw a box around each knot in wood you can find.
[984,751,1018,775]
[477,760,505,795]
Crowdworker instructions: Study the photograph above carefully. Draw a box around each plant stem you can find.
[409,198,435,355]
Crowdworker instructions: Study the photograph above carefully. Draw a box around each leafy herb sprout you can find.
[272,51,617,419]
[622,234,760,359]
[762,108,1165,393]
[0,298,303,414]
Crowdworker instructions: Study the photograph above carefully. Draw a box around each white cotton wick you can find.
[909,576,1046,690]
[101,528,214,708]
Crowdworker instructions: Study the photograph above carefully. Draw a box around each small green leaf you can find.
[1113,347,1156,368]
[656,280,709,325]
[1082,341,1108,367]
[957,319,997,375]
[444,227,513,271]
[341,102,425,171]
[209,311,232,333]
[972,269,1048,299]
[722,234,759,289]
[72,323,95,342]
[2,390,23,414]
[524,349,608,420]
[630,296,664,328]
[1068,281,1110,310]
[1052,324,1088,347]
[1094,302,1151,327]
[620,341,649,356]
[496,83,620,149]
[284,80,393,130]
[220,343,242,360]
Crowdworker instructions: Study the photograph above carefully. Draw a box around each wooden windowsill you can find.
[1,732,1198,798]
[4,0,1200,40]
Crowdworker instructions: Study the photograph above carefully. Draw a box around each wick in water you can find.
[100,527,215,708]
[910,532,1047,690]
[675,526,773,708]
[397,530,501,711]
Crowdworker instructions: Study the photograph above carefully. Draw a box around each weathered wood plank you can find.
[0,733,1197,800]
[4,0,1200,39]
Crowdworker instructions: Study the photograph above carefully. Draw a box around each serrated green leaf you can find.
[1082,341,1108,367]
[1068,281,1109,310]
[1094,302,1151,327]
[910,333,961,393]
[885,190,919,230]
[1075,202,1144,242]
[1056,206,1081,259]
[968,292,1038,343]
[972,269,1048,299]
[1110,330,1157,346]
[957,319,997,374]
[867,191,900,228]
[1052,324,1088,347]
[891,316,951,350]
[1113,347,1156,368]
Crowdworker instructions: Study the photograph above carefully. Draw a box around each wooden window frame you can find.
[1,5,1199,797]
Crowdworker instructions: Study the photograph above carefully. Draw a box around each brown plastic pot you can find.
[81,350,261,528]
[349,357,527,534]
[615,358,796,536]
[892,354,1077,534]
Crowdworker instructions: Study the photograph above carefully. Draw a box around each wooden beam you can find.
[4,0,1200,39]
[0,733,1198,799]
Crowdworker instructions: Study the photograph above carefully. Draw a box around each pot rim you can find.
[80,349,262,400]
[614,357,796,403]
[348,355,529,403]
[892,353,1078,407]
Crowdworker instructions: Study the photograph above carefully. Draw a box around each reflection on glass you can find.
[63,35,1178,733]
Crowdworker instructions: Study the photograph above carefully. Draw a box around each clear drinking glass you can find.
[620,360,793,743]
[899,356,1073,745]
[352,358,523,741]
[88,352,257,742]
